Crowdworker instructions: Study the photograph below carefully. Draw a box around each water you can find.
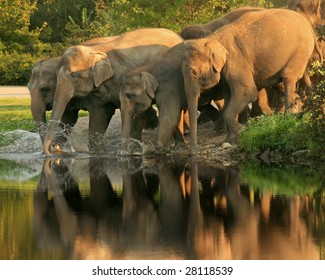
[0,153,324,260]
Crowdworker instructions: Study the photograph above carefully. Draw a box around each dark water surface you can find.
[0,153,324,260]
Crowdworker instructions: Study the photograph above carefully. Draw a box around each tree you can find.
[30,0,97,43]
[0,0,50,85]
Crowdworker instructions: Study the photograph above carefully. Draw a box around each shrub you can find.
[240,114,313,155]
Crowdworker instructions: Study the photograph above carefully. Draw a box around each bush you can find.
[240,114,313,155]
[303,61,325,150]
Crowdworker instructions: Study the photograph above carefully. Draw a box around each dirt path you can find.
[0,86,30,98]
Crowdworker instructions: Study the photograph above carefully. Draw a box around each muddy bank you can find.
[0,110,321,165]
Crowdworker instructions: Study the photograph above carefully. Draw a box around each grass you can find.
[0,98,35,132]
[0,97,88,146]
[0,98,89,132]
[239,113,316,156]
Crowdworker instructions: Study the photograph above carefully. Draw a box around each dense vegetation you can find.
[0,0,286,85]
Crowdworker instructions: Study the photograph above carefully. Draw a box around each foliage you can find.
[241,162,325,195]
[240,114,315,155]
[30,0,97,43]
[0,0,51,85]
[303,61,325,150]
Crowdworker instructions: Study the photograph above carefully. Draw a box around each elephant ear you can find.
[141,72,158,99]
[207,41,228,73]
[91,52,114,87]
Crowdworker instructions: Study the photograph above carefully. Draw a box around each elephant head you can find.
[42,45,113,155]
[28,57,61,141]
[181,38,227,154]
[119,71,158,144]
[287,0,322,27]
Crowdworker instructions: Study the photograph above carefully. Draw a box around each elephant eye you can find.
[70,72,80,80]
[191,68,200,77]
[126,92,137,99]
[39,87,51,94]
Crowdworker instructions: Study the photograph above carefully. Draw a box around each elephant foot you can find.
[225,133,240,145]
[173,141,188,153]
[214,123,226,135]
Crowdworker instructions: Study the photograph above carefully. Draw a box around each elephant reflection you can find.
[33,158,122,258]
[187,162,320,260]
[33,157,189,259]
[33,158,320,260]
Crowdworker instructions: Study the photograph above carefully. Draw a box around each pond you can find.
[0,152,324,260]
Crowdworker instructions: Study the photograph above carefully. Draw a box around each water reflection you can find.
[0,156,324,260]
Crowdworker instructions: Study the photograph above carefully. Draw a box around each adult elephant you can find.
[287,0,324,26]
[28,36,119,145]
[181,9,322,154]
[180,6,280,123]
[42,28,183,155]
[180,7,263,39]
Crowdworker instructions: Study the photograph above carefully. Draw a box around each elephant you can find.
[181,9,322,154]
[28,36,119,145]
[180,7,288,123]
[42,28,183,155]
[180,7,263,40]
[119,42,227,150]
[287,0,324,26]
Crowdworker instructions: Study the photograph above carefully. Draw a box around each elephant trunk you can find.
[184,73,200,155]
[42,87,72,155]
[30,91,47,142]
[120,100,134,152]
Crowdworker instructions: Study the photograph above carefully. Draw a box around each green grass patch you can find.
[0,97,89,135]
[240,114,316,155]
[0,98,35,132]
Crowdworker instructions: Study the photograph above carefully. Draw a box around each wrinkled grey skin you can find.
[180,7,263,40]
[182,9,322,154]
[42,28,183,155]
[119,42,226,150]
[28,36,119,145]
[287,0,324,26]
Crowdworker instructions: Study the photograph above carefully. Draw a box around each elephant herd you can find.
[27,0,325,155]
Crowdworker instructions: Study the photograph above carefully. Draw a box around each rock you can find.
[221,142,233,149]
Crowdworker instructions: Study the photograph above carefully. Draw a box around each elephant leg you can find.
[257,88,273,115]
[283,78,299,113]
[224,84,257,143]
[52,109,80,148]
[157,106,182,148]
[130,111,147,140]
[213,96,229,134]
[88,105,115,151]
